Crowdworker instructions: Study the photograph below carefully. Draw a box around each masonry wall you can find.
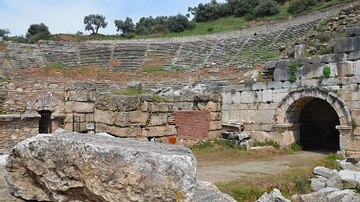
[94,93,222,146]
[0,115,39,154]
[173,110,210,139]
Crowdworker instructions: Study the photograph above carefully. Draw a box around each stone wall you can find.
[221,26,360,153]
[0,114,39,154]
[94,93,222,146]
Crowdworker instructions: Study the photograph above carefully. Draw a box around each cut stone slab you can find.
[5,132,197,202]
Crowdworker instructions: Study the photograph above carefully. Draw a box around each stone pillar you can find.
[336,125,355,152]
[273,123,299,146]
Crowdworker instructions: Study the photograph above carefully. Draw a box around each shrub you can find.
[135,27,149,35]
[168,14,189,33]
[244,9,257,21]
[234,0,258,17]
[126,33,135,39]
[323,66,331,78]
[290,142,302,152]
[253,139,280,149]
[287,0,307,15]
[287,0,318,15]
[257,1,280,16]
[186,21,197,30]
[207,27,214,32]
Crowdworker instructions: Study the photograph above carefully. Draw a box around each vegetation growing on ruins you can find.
[289,61,303,82]
[102,86,168,102]
[323,66,331,78]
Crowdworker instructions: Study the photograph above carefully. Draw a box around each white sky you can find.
[0,0,226,36]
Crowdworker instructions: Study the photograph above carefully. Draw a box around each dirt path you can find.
[196,150,327,184]
[0,151,327,201]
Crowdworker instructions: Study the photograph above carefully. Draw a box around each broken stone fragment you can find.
[5,132,197,202]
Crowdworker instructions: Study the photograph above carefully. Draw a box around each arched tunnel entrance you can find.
[275,87,352,153]
[299,98,340,151]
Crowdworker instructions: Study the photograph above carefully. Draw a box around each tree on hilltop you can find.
[167,14,189,33]
[26,23,51,44]
[84,14,108,35]
[0,29,10,39]
[114,17,135,36]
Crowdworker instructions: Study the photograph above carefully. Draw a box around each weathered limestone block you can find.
[311,177,326,191]
[66,91,95,102]
[273,66,291,82]
[148,102,174,112]
[345,26,360,37]
[337,61,354,77]
[314,166,336,178]
[108,95,141,111]
[339,170,359,189]
[5,132,197,202]
[94,109,114,125]
[334,37,354,53]
[199,102,220,112]
[96,123,141,137]
[300,187,340,202]
[114,111,148,127]
[65,101,94,113]
[149,114,168,126]
[142,126,177,137]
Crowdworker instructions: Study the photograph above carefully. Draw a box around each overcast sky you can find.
[0,0,227,36]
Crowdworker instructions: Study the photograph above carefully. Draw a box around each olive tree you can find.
[84,14,108,35]
[0,29,10,39]
[26,23,51,44]
[114,17,135,36]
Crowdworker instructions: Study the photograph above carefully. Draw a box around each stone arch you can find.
[26,91,62,112]
[27,91,63,134]
[274,87,351,126]
[274,87,352,150]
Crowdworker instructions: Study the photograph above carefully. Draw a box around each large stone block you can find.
[149,102,174,112]
[334,37,354,53]
[65,101,94,113]
[96,124,141,137]
[240,91,256,104]
[345,26,360,37]
[337,61,354,77]
[94,109,114,125]
[149,114,168,126]
[142,126,177,137]
[5,133,197,202]
[114,111,148,127]
[274,66,291,82]
[108,95,141,111]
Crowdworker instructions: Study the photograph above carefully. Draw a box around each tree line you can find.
[0,0,348,43]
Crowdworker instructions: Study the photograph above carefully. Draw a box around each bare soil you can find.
[195,150,327,184]
[0,150,328,201]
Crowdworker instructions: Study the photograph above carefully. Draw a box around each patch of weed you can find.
[253,139,280,149]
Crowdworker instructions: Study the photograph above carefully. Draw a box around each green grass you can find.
[1,77,11,82]
[43,62,67,71]
[103,86,168,102]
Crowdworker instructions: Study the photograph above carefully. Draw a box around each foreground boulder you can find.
[5,132,197,202]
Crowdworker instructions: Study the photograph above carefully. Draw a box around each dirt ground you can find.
[0,150,327,201]
[195,150,327,184]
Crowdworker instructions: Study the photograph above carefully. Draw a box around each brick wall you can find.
[173,110,210,139]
